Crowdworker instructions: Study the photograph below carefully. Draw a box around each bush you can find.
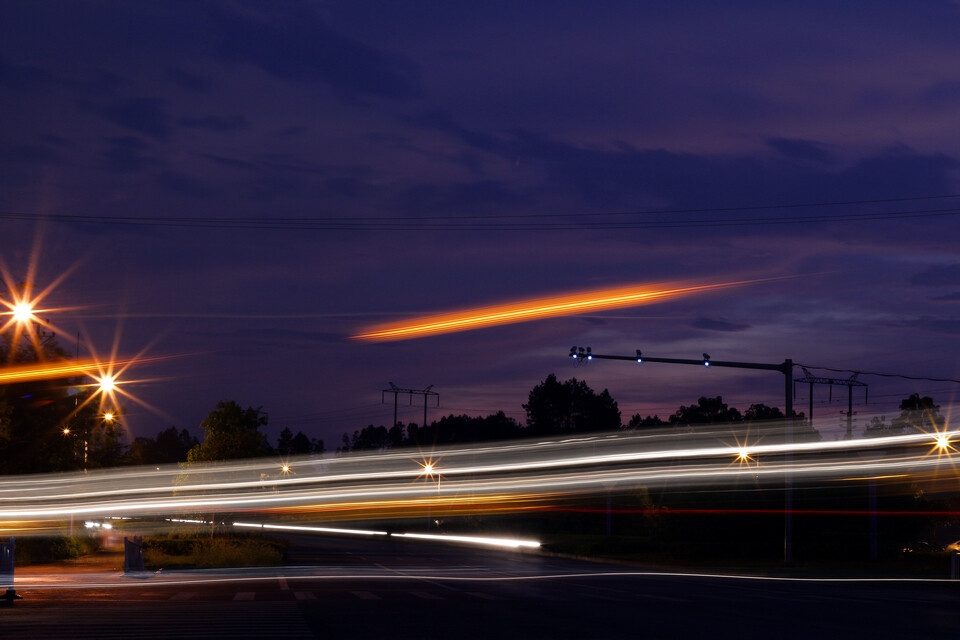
[13,535,101,565]
[142,532,285,569]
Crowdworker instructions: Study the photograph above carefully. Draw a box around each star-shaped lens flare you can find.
[1,234,83,362]
[416,456,442,486]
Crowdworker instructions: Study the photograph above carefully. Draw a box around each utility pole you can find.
[382,383,439,429]
[794,368,867,439]
[570,346,796,563]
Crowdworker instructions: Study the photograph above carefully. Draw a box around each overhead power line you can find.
[2,193,960,231]
[795,364,960,385]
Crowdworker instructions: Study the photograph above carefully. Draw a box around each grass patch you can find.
[142,532,285,569]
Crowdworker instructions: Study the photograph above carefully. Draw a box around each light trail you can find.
[0,423,956,527]
[232,521,540,549]
[352,278,773,341]
[0,355,176,385]
[0,358,112,384]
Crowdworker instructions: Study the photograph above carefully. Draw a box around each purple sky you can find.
[2,1,960,446]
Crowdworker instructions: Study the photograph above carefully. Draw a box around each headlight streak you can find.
[231,521,540,549]
[233,521,389,536]
[390,532,540,549]
[0,429,947,503]
[0,426,956,522]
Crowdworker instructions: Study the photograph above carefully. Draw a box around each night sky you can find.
[2,1,959,447]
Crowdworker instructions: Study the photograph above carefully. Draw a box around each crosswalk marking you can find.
[294,591,317,600]
[233,591,256,601]
[411,590,443,600]
[351,590,381,600]
[170,591,195,600]
[278,577,290,590]
[466,591,504,600]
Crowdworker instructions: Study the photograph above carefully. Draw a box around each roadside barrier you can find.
[124,536,145,574]
[1,538,20,605]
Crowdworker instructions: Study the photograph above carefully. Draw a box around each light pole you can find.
[569,346,796,563]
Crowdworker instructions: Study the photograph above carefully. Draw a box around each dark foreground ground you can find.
[3,534,958,639]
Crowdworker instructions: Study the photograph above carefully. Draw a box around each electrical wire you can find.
[795,364,960,385]
[2,194,960,231]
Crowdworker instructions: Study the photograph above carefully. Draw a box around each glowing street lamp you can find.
[98,375,116,394]
[934,432,952,453]
[12,301,34,324]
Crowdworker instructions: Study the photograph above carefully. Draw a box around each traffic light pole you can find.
[569,347,795,563]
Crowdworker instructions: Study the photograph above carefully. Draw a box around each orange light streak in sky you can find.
[0,356,175,385]
[353,278,765,342]
[0,358,118,384]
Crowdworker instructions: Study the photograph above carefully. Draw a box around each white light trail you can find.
[233,521,388,537]
[390,532,540,549]
[0,423,955,524]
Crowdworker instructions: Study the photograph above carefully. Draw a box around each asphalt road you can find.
[2,533,958,639]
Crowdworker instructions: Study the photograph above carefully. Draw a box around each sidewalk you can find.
[14,550,125,578]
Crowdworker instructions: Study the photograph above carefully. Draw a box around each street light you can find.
[12,301,34,324]
[935,433,952,453]
[97,375,116,394]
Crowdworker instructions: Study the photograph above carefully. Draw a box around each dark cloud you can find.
[83,69,126,95]
[691,317,751,332]
[178,115,249,132]
[930,292,960,302]
[273,126,308,138]
[765,138,834,165]
[911,263,960,286]
[0,56,54,89]
[0,144,61,165]
[156,171,216,198]
[418,115,960,214]
[212,4,421,100]
[399,180,526,215]
[245,173,303,202]
[320,177,367,200]
[919,81,960,108]
[91,98,170,140]
[200,154,257,170]
[166,67,214,92]
[411,111,510,157]
[102,136,158,173]
[890,315,960,335]
[38,134,77,150]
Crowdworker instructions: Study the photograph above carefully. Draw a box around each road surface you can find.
[2,533,958,638]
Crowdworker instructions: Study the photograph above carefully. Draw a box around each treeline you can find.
[339,373,815,453]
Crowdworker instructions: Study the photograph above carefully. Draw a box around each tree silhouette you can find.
[669,396,742,425]
[626,414,666,429]
[523,374,621,435]
[187,401,272,462]
[865,393,944,437]
[127,426,198,465]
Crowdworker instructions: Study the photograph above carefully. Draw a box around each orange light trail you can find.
[0,354,175,385]
[0,358,132,384]
[353,278,768,342]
